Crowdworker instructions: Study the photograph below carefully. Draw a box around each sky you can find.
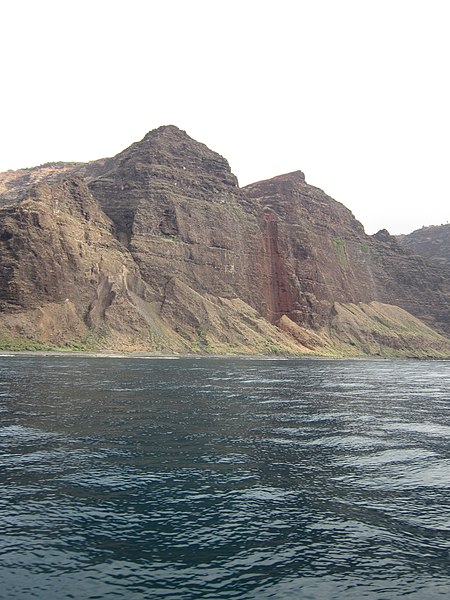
[1,0,449,235]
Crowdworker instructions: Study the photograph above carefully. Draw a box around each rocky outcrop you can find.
[328,301,450,358]
[0,125,449,357]
[0,163,85,206]
[84,126,265,314]
[244,174,450,338]
[0,176,156,348]
[397,224,450,269]
[366,229,450,336]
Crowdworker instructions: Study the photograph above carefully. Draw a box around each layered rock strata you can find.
[0,126,449,357]
[397,224,450,269]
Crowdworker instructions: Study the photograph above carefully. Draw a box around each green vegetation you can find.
[0,335,52,352]
[161,234,180,243]
[357,241,369,253]
[258,337,297,355]
[332,237,347,270]
[192,324,212,352]
[0,325,112,353]
[78,326,111,350]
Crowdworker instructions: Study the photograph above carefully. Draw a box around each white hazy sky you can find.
[1,0,449,234]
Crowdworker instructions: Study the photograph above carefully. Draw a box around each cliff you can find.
[397,224,450,270]
[0,126,449,357]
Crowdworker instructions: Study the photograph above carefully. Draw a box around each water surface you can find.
[1,356,449,598]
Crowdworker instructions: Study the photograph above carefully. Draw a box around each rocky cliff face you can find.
[85,126,265,311]
[243,175,450,338]
[397,224,450,269]
[0,126,449,356]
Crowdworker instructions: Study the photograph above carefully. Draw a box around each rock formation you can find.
[0,125,449,357]
[397,224,450,270]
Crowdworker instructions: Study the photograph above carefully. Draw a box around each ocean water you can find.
[0,355,450,599]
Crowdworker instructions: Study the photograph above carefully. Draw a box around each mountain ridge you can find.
[397,224,450,270]
[1,126,449,356]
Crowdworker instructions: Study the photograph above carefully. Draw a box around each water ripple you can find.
[0,356,449,598]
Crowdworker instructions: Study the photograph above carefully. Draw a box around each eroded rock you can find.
[0,126,449,356]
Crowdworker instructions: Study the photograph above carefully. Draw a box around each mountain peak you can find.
[1,125,449,357]
[142,124,188,140]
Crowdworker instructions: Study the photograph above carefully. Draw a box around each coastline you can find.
[0,350,446,361]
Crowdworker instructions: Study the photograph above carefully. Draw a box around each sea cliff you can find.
[1,126,449,357]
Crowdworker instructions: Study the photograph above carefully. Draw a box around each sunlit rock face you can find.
[0,125,449,356]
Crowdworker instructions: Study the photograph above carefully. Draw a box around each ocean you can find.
[1,355,449,599]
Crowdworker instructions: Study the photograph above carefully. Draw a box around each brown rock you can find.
[397,224,450,269]
[0,125,449,357]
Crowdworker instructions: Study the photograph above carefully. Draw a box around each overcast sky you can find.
[1,0,449,234]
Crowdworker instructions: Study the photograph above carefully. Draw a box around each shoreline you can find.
[0,350,347,360]
[0,350,446,361]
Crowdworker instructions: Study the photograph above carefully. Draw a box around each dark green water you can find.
[1,356,450,599]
